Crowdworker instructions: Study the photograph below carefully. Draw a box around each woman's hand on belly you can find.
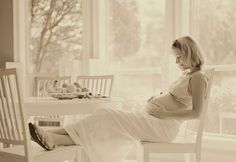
[145,103,165,119]
[145,93,188,119]
[150,94,187,111]
[146,106,164,119]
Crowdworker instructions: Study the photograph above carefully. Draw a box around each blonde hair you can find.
[172,36,205,71]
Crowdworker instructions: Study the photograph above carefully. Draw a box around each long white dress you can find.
[64,71,200,162]
[64,108,180,162]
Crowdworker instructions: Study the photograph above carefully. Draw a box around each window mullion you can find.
[13,0,28,97]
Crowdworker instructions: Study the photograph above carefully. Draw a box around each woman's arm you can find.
[148,109,200,120]
[148,72,207,120]
[189,72,208,118]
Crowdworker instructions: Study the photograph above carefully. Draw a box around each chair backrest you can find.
[35,76,71,96]
[76,75,114,97]
[0,68,32,161]
[183,69,214,148]
[195,68,214,145]
[34,76,70,127]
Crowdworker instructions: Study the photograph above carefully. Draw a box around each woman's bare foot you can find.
[34,124,55,149]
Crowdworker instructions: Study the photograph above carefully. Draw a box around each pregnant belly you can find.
[149,93,187,111]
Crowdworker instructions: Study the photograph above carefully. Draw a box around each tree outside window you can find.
[29,0,83,75]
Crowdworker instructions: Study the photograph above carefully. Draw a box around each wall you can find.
[0,0,14,68]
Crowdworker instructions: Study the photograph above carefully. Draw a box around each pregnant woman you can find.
[29,36,208,162]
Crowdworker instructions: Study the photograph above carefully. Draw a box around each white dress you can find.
[64,71,202,162]
[64,108,180,162]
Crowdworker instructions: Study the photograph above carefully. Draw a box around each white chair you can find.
[35,76,71,97]
[0,68,85,162]
[76,75,114,97]
[34,76,71,128]
[137,69,214,162]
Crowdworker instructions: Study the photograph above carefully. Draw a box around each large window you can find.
[107,0,166,102]
[191,0,236,136]
[23,0,236,137]
[28,0,83,76]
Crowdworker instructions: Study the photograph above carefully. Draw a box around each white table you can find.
[24,97,123,116]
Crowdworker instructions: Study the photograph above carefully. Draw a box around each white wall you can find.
[0,0,14,68]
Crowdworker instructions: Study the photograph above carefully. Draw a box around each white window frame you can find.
[188,0,236,145]
[13,0,94,97]
[100,0,177,92]
[13,0,236,154]
[174,0,236,150]
[12,0,28,97]
[86,0,109,75]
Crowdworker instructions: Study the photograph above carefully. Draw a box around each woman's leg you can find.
[35,125,75,148]
[47,133,75,147]
[47,127,68,135]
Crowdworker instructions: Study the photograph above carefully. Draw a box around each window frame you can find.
[13,0,93,97]
[14,0,236,141]
[189,0,236,139]
[103,0,177,92]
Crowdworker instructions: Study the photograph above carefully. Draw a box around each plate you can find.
[48,92,87,99]
[48,92,108,100]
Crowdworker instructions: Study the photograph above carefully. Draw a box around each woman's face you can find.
[172,49,188,70]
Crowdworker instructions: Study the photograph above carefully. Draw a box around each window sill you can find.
[110,67,161,75]
[205,64,236,71]
[203,133,236,151]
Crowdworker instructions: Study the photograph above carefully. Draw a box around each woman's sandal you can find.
[28,122,53,151]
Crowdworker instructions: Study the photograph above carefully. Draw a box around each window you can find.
[28,0,83,76]
[191,0,236,136]
[107,0,167,102]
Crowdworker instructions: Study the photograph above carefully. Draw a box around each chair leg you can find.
[75,148,89,162]
[184,153,190,162]
[143,149,149,162]
[81,149,90,162]
[196,151,201,162]
[136,143,149,162]
[184,153,195,162]
[136,143,143,162]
